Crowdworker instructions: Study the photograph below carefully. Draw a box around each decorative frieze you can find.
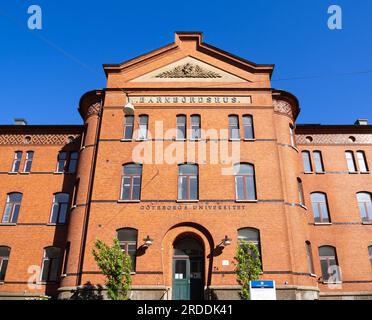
[86,102,102,118]
[155,63,222,78]
[273,99,294,119]
[296,134,372,145]
[0,133,81,145]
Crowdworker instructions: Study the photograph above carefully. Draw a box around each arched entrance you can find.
[172,234,204,300]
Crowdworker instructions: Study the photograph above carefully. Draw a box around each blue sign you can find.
[250,280,275,289]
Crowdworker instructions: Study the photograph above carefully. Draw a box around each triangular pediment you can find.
[129,57,248,83]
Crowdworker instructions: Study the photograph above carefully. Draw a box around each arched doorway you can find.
[172,234,204,300]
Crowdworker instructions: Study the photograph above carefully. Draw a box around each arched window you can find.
[138,115,149,140]
[243,115,254,140]
[289,124,295,147]
[178,164,198,201]
[50,193,70,224]
[117,228,138,271]
[123,115,134,140]
[234,163,256,201]
[318,246,340,282]
[0,246,10,281]
[190,115,201,140]
[368,246,372,267]
[356,151,368,173]
[345,151,357,173]
[228,115,240,140]
[305,241,315,274]
[238,228,262,265]
[297,178,305,206]
[301,151,312,173]
[310,192,330,223]
[23,151,34,173]
[176,115,187,140]
[40,247,61,282]
[121,164,142,201]
[313,151,324,173]
[11,151,22,173]
[2,193,22,223]
[357,192,372,223]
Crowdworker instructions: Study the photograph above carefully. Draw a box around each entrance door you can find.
[172,236,204,300]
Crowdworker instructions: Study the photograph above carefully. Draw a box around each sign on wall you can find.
[249,280,277,300]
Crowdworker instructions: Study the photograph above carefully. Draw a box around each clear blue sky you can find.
[1,0,371,125]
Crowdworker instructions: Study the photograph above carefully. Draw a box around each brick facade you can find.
[0,32,371,300]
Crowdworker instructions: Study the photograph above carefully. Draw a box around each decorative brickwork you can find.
[296,134,372,145]
[273,99,294,119]
[0,133,81,145]
[86,102,102,118]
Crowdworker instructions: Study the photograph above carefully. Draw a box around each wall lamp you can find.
[143,235,153,247]
[221,235,232,246]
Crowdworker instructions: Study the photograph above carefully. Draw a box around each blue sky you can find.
[1,0,371,125]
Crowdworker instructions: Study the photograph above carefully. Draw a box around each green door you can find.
[172,258,190,300]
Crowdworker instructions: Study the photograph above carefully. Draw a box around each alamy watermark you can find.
[328,5,342,30]
[27,5,42,30]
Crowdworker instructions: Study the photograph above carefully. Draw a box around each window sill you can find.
[19,172,30,175]
[315,171,326,175]
[0,281,4,285]
[176,199,199,203]
[362,221,372,225]
[0,223,17,226]
[135,139,149,142]
[310,273,317,278]
[243,138,255,142]
[348,171,358,174]
[360,171,370,174]
[189,139,202,142]
[303,171,313,174]
[300,204,308,210]
[229,139,241,142]
[7,172,18,175]
[235,199,258,203]
[322,281,342,285]
[117,200,140,203]
[53,172,64,175]
[175,139,187,142]
[314,222,332,226]
[120,139,133,142]
[46,223,66,226]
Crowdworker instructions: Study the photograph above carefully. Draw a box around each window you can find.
[313,151,324,173]
[0,246,10,282]
[238,228,262,265]
[178,164,198,201]
[357,192,372,223]
[40,247,61,282]
[23,151,34,173]
[50,193,70,224]
[138,115,148,140]
[117,228,138,271]
[356,151,368,173]
[62,242,70,275]
[318,246,340,282]
[311,192,330,223]
[11,151,22,173]
[68,152,78,173]
[345,151,357,173]
[56,151,67,173]
[289,124,295,147]
[302,151,312,173]
[305,241,315,274]
[176,115,187,140]
[243,115,254,140]
[228,115,240,140]
[297,178,305,206]
[72,178,80,207]
[369,246,372,267]
[191,115,201,140]
[234,163,256,201]
[123,115,134,140]
[121,164,142,201]
[2,193,22,223]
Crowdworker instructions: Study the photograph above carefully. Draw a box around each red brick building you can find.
[0,32,371,300]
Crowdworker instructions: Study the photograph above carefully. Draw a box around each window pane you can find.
[345,152,356,172]
[123,164,142,175]
[9,193,22,202]
[302,152,312,172]
[41,259,50,282]
[246,176,256,200]
[189,176,198,200]
[138,116,148,139]
[0,259,8,281]
[235,176,245,200]
[306,242,314,274]
[2,204,12,223]
[229,116,240,139]
[313,151,324,172]
[176,115,186,140]
[121,177,131,200]
[191,115,201,140]
[179,164,197,175]
[50,203,59,224]
[243,115,254,139]
[178,176,187,200]
[124,116,134,139]
[319,246,335,257]
[233,164,253,175]
[11,204,20,223]
[238,228,258,243]
[357,151,368,172]
[132,184,141,200]
[117,229,137,242]
[58,203,68,223]
[320,259,330,281]
[311,203,321,222]
[49,259,60,281]
[319,203,329,222]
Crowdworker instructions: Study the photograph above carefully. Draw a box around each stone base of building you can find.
[0,292,51,300]
[319,291,372,300]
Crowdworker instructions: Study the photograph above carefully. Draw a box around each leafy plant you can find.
[234,240,262,300]
[92,238,132,300]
